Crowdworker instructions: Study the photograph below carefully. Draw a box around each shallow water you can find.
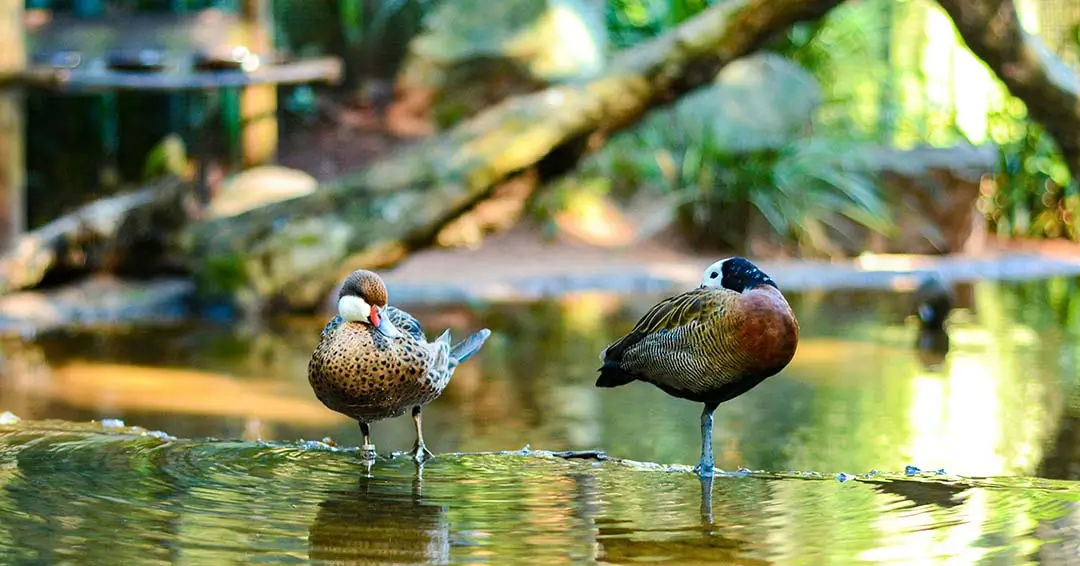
[3,277,1080,563]
[3,419,1080,565]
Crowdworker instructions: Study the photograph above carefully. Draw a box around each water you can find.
[3,277,1080,563]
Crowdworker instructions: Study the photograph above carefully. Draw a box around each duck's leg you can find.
[359,421,376,461]
[693,402,719,478]
[408,406,435,462]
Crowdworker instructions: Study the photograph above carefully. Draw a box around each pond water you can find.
[3,277,1080,563]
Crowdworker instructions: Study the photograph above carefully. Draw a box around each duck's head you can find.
[699,257,778,293]
[337,269,403,339]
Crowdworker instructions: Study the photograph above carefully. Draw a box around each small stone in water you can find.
[836,472,854,483]
[935,468,946,475]
[0,411,20,425]
[100,418,125,428]
[904,465,921,477]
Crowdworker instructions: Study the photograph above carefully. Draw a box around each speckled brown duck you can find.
[308,269,491,462]
[596,257,799,477]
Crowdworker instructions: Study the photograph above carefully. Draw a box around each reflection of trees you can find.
[4,277,1078,484]
[439,296,628,453]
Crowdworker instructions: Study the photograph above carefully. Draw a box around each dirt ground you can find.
[270,93,1080,304]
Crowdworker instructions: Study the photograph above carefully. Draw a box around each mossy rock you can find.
[396,0,607,130]
[673,53,822,153]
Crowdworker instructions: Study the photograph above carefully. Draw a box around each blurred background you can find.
[3,1,1080,563]
[2,0,1080,473]
[2,0,1080,465]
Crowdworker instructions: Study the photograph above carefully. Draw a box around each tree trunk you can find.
[936,0,1080,177]
[185,0,844,312]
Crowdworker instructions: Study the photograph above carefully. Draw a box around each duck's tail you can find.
[450,328,492,364]
[595,361,637,388]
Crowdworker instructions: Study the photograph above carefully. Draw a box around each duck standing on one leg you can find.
[595,257,799,477]
[308,269,492,462]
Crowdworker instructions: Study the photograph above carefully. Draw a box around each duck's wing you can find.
[431,329,453,371]
[319,315,345,340]
[600,288,722,364]
[385,306,426,341]
[597,287,737,390]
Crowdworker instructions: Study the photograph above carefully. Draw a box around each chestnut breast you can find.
[732,285,799,377]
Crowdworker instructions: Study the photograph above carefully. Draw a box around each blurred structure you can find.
[912,274,954,370]
[0,0,342,251]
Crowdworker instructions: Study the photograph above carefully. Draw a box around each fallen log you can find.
[0,175,190,294]
[183,0,845,313]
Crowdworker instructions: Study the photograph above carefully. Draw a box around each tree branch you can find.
[184,0,844,312]
[936,0,1080,176]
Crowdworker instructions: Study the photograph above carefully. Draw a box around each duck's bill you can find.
[374,309,403,338]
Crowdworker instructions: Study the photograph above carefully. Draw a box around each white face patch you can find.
[338,295,373,323]
[699,258,729,289]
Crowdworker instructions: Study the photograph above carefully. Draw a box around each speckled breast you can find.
[307,322,445,422]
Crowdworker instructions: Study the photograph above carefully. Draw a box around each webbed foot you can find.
[409,442,435,463]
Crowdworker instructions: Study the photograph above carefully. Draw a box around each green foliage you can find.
[141,134,188,181]
[553,111,892,256]
[198,252,249,297]
[605,0,714,48]
[588,0,893,255]
[982,99,1080,241]
[774,1,893,141]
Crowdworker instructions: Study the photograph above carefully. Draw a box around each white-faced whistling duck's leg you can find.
[694,402,719,477]
[409,405,435,462]
[359,421,376,461]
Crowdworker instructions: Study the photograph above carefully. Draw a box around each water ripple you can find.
[1,419,1079,564]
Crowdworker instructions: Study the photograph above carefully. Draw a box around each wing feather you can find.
[385,306,427,341]
[601,288,726,364]
[320,315,344,340]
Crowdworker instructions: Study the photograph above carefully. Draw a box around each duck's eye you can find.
[709,271,719,279]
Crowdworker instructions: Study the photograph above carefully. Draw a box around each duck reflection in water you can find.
[912,274,954,371]
[308,462,450,565]
[595,475,767,564]
[869,478,969,509]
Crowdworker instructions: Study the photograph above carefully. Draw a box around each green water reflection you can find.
[4,279,1080,478]
[3,277,1080,563]
[2,421,1080,564]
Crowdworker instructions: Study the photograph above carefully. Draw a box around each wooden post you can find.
[0,0,25,251]
[240,0,278,167]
